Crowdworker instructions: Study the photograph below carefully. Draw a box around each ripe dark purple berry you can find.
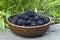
[29,17,34,21]
[39,15,45,20]
[25,10,36,17]
[16,13,25,18]
[26,20,31,24]
[9,18,17,24]
[30,21,36,26]
[15,14,22,18]
[23,15,29,20]
[33,16,39,22]
[13,16,19,20]
[17,19,26,26]
[36,20,44,25]
[26,20,32,26]
[43,18,49,24]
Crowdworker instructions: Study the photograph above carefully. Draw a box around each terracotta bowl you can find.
[7,14,52,38]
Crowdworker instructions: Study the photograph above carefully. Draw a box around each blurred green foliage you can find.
[0,0,60,31]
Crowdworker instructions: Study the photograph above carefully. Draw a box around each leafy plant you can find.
[0,11,5,31]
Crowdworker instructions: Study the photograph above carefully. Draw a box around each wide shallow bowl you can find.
[7,14,52,38]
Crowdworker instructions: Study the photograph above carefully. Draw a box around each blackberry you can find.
[38,15,45,20]
[26,20,31,24]
[26,20,32,26]
[9,18,17,24]
[33,16,39,22]
[15,14,22,18]
[29,17,34,21]
[17,13,25,18]
[17,19,26,26]
[38,15,49,23]
[36,20,44,25]
[33,14,37,17]
[25,10,36,17]
[13,16,19,20]
[30,21,36,26]
[23,15,29,20]
[43,18,49,24]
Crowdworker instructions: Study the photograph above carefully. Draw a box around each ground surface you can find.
[0,24,60,40]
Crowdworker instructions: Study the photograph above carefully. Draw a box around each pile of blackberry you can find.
[9,10,49,26]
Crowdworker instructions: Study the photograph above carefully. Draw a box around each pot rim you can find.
[7,14,52,28]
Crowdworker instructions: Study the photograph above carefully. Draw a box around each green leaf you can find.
[6,11,11,19]
[0,17,5,31]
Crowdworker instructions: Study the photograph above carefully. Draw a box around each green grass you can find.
[0,0,60,31]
